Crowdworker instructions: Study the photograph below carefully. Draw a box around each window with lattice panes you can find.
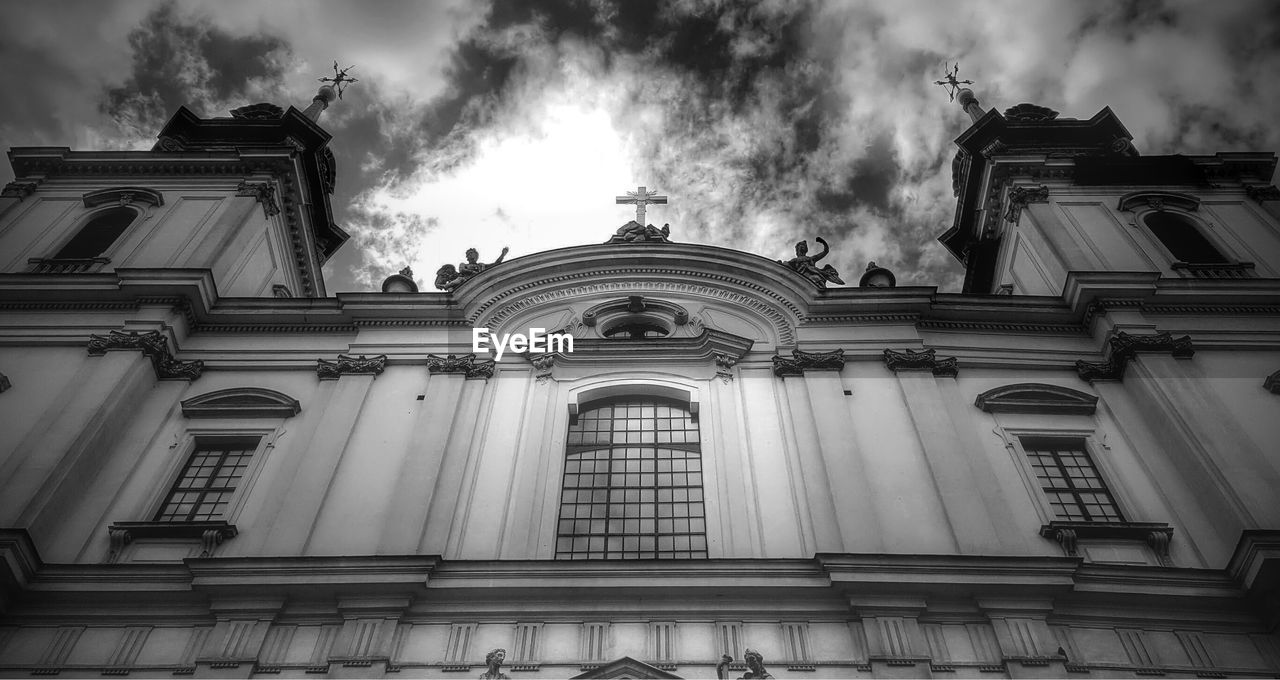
[1021,436,1123,522]
[154,437,259,522]
[556,398,707,559]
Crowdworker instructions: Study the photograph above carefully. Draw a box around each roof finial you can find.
[303,61,358,122]
[935,62,985,124]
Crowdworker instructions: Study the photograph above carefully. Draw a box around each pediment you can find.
[974,383,1098,415]
[570,657,683,679]
[180,387,301,418]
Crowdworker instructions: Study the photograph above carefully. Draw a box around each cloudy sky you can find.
[2,1,1278,293]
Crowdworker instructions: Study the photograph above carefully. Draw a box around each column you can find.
[895,371,1003,553]
[378,372,466,553]
[799,371,881,551]
[0,351,153,526]
[259,373,377,555]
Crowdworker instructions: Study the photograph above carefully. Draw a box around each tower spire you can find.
[934,62,985,124]
[303,61,358,122]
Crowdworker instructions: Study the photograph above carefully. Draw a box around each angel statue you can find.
[779,237,844,288]
[434,246,509,291]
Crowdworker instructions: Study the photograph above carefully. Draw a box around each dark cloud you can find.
[102,2,292,135]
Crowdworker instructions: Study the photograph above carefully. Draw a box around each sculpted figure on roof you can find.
[434,246,509,290]
[780,236,844,288]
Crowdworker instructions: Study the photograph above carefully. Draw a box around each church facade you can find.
[0,91,1278,678]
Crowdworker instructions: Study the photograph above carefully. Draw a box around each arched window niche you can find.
[31,187,163,273]
[1118,191,1254,278]
[53,206,138,260]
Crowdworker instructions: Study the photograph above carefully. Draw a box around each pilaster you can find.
[850,596,932,677]
[799,370,881,551]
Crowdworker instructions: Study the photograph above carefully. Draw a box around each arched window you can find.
[556,397,707,560]
[54,207,137,259]
[1142,211,1227,264]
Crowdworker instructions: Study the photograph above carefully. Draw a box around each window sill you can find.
[107,520,237,562]
[1040,521,1173,565]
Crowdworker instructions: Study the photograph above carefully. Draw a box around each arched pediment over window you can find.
[180,387,301,418]
[974,383,1098,415]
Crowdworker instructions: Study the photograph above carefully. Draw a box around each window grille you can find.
[154,438,258,522]
[1021,437,1123,522]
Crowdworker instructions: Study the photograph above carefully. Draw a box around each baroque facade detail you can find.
[316,354,387,379]
[236,181,281,218]
[1004,184,1049,224]
[427,353,496,379]
[771,348,845,377]
[1075,331,1195,383]
[1,181,38,200]
[1266,369,1280,394]
[883,348,959,377]
[1245,184,1280,202]
[86,330,204,381]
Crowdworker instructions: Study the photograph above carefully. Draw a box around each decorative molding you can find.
[1116,190,1200,213]
[471,275,800,346]
[180,388,301,418]
[1075,331,1194,383]
[317,354,386,379]
[229,103,284,120]
[0,371,8,393]
[105,521,237,559]
[81,187,164,209]
[883,348,959,377]
[1265,370,1280,394]
[1169,261,1255,279]
[772,348,845,377]
[974,383,1098,415]
[1,181,38,200]
[272,284,293,298]
[237,181,280,218]
[714,352,737,382]
[1004,185,1049,224]
[1003,103,1059,122]
[86,330,204,381]
[1244,184,1280,202]
[427,353,495,379]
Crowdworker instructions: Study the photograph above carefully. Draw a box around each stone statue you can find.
[434,264,464,291]
[479,648,508,679]
[740,649,772,679]
[608,221,671,243]
[459,246,508,277]
[716,654,733,679]
[434,247,509,291]
[780,237,844,287]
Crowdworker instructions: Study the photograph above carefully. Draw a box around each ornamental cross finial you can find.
[615,185,668,225]
[319,61,359,99]
[934,62,974,102]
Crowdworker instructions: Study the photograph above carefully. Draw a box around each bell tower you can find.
[0,81,349,298]
[938,76,1279,296]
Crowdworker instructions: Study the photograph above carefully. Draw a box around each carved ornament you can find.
[236,181,280,218]
[772,348,845,377]
[87,330,204,381]
[607,221,672,243]
[1116,190,1200,213]
[427,353,495,379]
[82,187,164,209]
[316,354,387,379]
[229,103,284,119]
[1039,521,1173,566]
[883,348,959,377]
[1003,103,1059,122]
[1264,370,1280,394]
[1,181,38,200]
[181,387,300,418]
[1245,184,1280,202]
[1075,331,1194,383]
[319,147,337,194]
[0,371,9,393]
[1004,185,1049,224]
[106,521,237,561]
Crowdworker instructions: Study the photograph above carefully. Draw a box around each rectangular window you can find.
[556,399,708,560]
[1021,436,1123,522]
[154,437,259,522]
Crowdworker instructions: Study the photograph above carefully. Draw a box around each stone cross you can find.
[615,185,667,225]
